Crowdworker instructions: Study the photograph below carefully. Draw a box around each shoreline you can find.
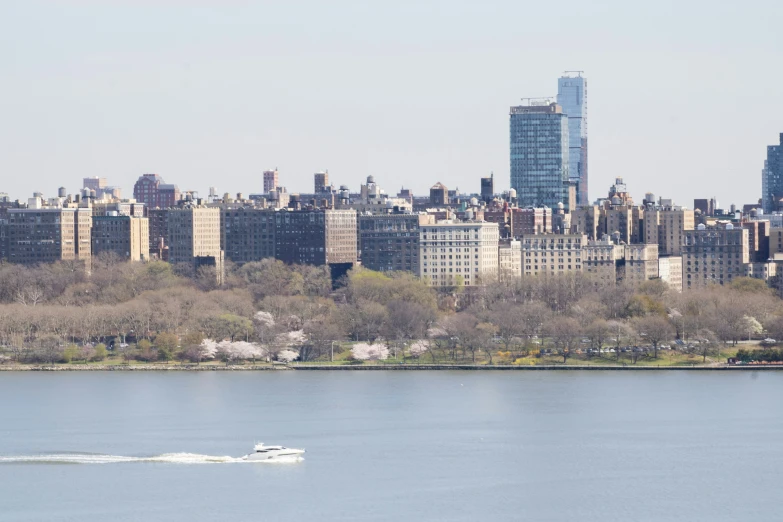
[0,364,780,372]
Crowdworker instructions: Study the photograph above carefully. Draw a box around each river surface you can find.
[1,371,781,521]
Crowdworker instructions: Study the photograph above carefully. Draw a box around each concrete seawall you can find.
[1,364,781,372]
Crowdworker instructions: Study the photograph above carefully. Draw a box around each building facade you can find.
[167,207,224,281]
[621,244,659,287]
[274,209,357,267]
[682,225,749,288]
[430,183,448,206]
[557,73,588,206]
[221,207,276,264]
[263,169,279,194]
[583,238,622,285]
[498,239,522,281]
[132,174,180,210]
[91,215,149,261]
[762,133,783,213]
[644,207,695,255]
[520,233,586,277]
[7,204,92,268]
[314,171,329,194]
[419,221,499,287]
[509,103,570,210]
[658,256,683,291]
[358,213,433,274]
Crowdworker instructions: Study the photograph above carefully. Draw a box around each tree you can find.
[351,343,389,361]
[585,319,612,355]
[486,306,525,354]
[209,314,252,342]
[277,349,299,363]
[338,300,387,342]
[741,315,763,341]
[92,343,108,362]
[62,344,79,363]
[154,332,179,361]
[543,317,581,363]
[634,316,675,358]
[688,329,719,363]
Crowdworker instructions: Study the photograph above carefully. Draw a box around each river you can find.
[0,371,780,521]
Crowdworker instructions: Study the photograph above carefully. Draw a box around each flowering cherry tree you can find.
[408,340,429,358]
[277,349,299,363]
[216,340,267,362]
[351,343,389,361]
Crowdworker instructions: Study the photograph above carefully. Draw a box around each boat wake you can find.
[0,452,304,465]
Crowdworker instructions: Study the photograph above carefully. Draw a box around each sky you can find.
[1,0,781,208]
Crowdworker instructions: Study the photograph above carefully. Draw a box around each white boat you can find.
[242,443,305,461]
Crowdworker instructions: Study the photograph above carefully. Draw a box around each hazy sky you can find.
[1,1,781,207]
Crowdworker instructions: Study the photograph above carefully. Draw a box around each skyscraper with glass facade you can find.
[762,133,783,213]
[509,102,570,210]
[557,73,588,206]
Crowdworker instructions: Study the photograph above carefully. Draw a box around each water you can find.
[1,371,781,521]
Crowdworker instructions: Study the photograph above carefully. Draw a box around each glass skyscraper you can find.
[762,133,783,213]
[509,102,570,210]
[557,73,588,206]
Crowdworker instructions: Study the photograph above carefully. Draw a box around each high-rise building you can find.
[221,207,276,264]
[557,73,588,206]
[643,206,695,256]
[683,224,749,288]
[620,244,659,287]
[520,233,586,277]
[480,174,494,203]
[167,206,224,282]
[133,174,180,210]
[91,215,149,261]
[509,102,570,210]
[263,169,279,194]
[762,133,783,213]
[314,171,329,194]
[274,209,357,267]
[359,213,434,273]
[419,221,499,287]
[430,182,448,206]
[7,202,92,268]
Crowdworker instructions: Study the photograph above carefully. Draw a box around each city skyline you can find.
[1,1,781,209]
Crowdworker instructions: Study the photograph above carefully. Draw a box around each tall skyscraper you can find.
[314,171,329,193]
[762,133,783,213]
[509,102,570,210]
[263,169,279,194]
[557,72,588,206]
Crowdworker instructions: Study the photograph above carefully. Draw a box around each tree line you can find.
[0,253,779,364]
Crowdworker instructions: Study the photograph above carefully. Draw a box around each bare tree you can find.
[634,316,675,358]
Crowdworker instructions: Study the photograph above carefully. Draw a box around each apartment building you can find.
[583,237,622,285]
[621,244,659,287]
[520,233,587,277]
[644,207,695,255]
[274,209,357,267]
[682,224,749,288]
[167,206,224,281]
[221,207,276,264]
[358,213,433,273]
[7,200,92,269]
[419,221,499,287]
[132,174,180,210]
[498,239,522,281]
[658,256,683,291]
[91,215,149,261]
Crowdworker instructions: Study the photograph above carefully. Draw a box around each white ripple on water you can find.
[0,453,304,465]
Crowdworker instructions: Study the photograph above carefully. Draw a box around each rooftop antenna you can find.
[563,70,584,77]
